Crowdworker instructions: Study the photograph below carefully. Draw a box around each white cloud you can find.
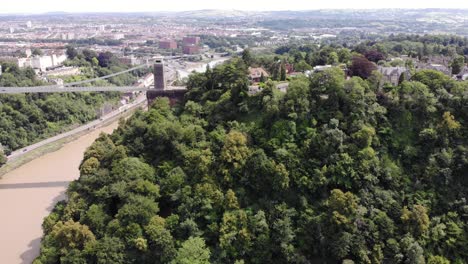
[1,0,467,13]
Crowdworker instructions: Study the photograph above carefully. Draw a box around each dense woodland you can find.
[0,49,146,161]
[35,55,467,263]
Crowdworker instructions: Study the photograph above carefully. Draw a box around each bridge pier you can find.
[146,89,187,106]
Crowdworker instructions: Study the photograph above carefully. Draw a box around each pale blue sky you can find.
[1,0,467,13]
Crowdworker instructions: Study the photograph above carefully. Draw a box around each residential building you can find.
[378,66,409,86]
[415,56,452,76]
[18,52,67,72]
[159,40,178,49]
[284,63,294,74]
[183,45,199,55]
[61,33,75,40]
[248,85,262,95]
[424,63,451,76]
[135,73,154,88]
[113,34,125,40]
[118,56,140,65]
[248,67,269,83]
[313,65,333,72]
[183,36,200,46]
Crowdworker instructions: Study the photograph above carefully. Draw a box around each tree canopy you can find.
[35,58,467,263]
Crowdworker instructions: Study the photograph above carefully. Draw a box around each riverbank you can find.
[0,95,146,179]
[0,115,122,264]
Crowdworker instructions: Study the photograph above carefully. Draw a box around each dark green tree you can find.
[242,49,253,66]
[280,63,287,81]
[451,55,465,74]
[66,46,78,59]
[0,149,7,167]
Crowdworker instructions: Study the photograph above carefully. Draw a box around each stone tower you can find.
[153,58,166,90]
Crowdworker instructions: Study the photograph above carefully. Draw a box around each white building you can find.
[25,49,32,58]
[61,33,75,40]
[17,53,67,72]
[313,65,333,72]
[113,34,125,40]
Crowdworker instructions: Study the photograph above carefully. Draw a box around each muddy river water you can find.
[0,120,119,264]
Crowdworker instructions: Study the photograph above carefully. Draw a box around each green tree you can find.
[401,205,430,236]
[50,220,96,251]
[66,46,78,59]
[338,48,352,64]
[327,51,339,65]
[111,157,155,182]
[259,72,266,83]
[171,237,211,264]
[283,76,310,119]
[280,63,287,81]
[98,51,115,67]
[80,157,100,175]
[0,149,7,167]
[294,60,312,72]
[328,189,359,226]
[83,204,110,236]
[427,255,450,264]
[242,49,253,66]
[221,130,250,170]
[144,216,176,262]
[92,57,99,67]
[219,209,252,260]
[32,48,43,56]
[451,55,465,74]
[116,195,159,225]
[90,236,126,264]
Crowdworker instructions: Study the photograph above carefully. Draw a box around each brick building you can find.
[183,45,200,55]
[159,40,178,49]
[183,36,200,46]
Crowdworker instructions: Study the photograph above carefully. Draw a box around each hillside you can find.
[0,49,146,159]
[35,59,467,264]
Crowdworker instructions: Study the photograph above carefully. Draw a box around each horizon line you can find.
[1,7,468,15]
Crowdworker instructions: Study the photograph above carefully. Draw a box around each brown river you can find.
[0,120,119,264]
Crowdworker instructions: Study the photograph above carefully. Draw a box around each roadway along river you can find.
[0,119,120,264]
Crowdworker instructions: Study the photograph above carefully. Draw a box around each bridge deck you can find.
[0,86,186,94]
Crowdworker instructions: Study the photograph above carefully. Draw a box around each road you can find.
[8,93,147,161]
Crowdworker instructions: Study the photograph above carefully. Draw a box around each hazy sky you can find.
[1,0,468,13]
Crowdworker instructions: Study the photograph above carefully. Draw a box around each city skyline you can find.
[1,0,468,14]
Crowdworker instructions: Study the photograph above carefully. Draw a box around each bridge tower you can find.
[153,58,166,90]
[147,57,187,107]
